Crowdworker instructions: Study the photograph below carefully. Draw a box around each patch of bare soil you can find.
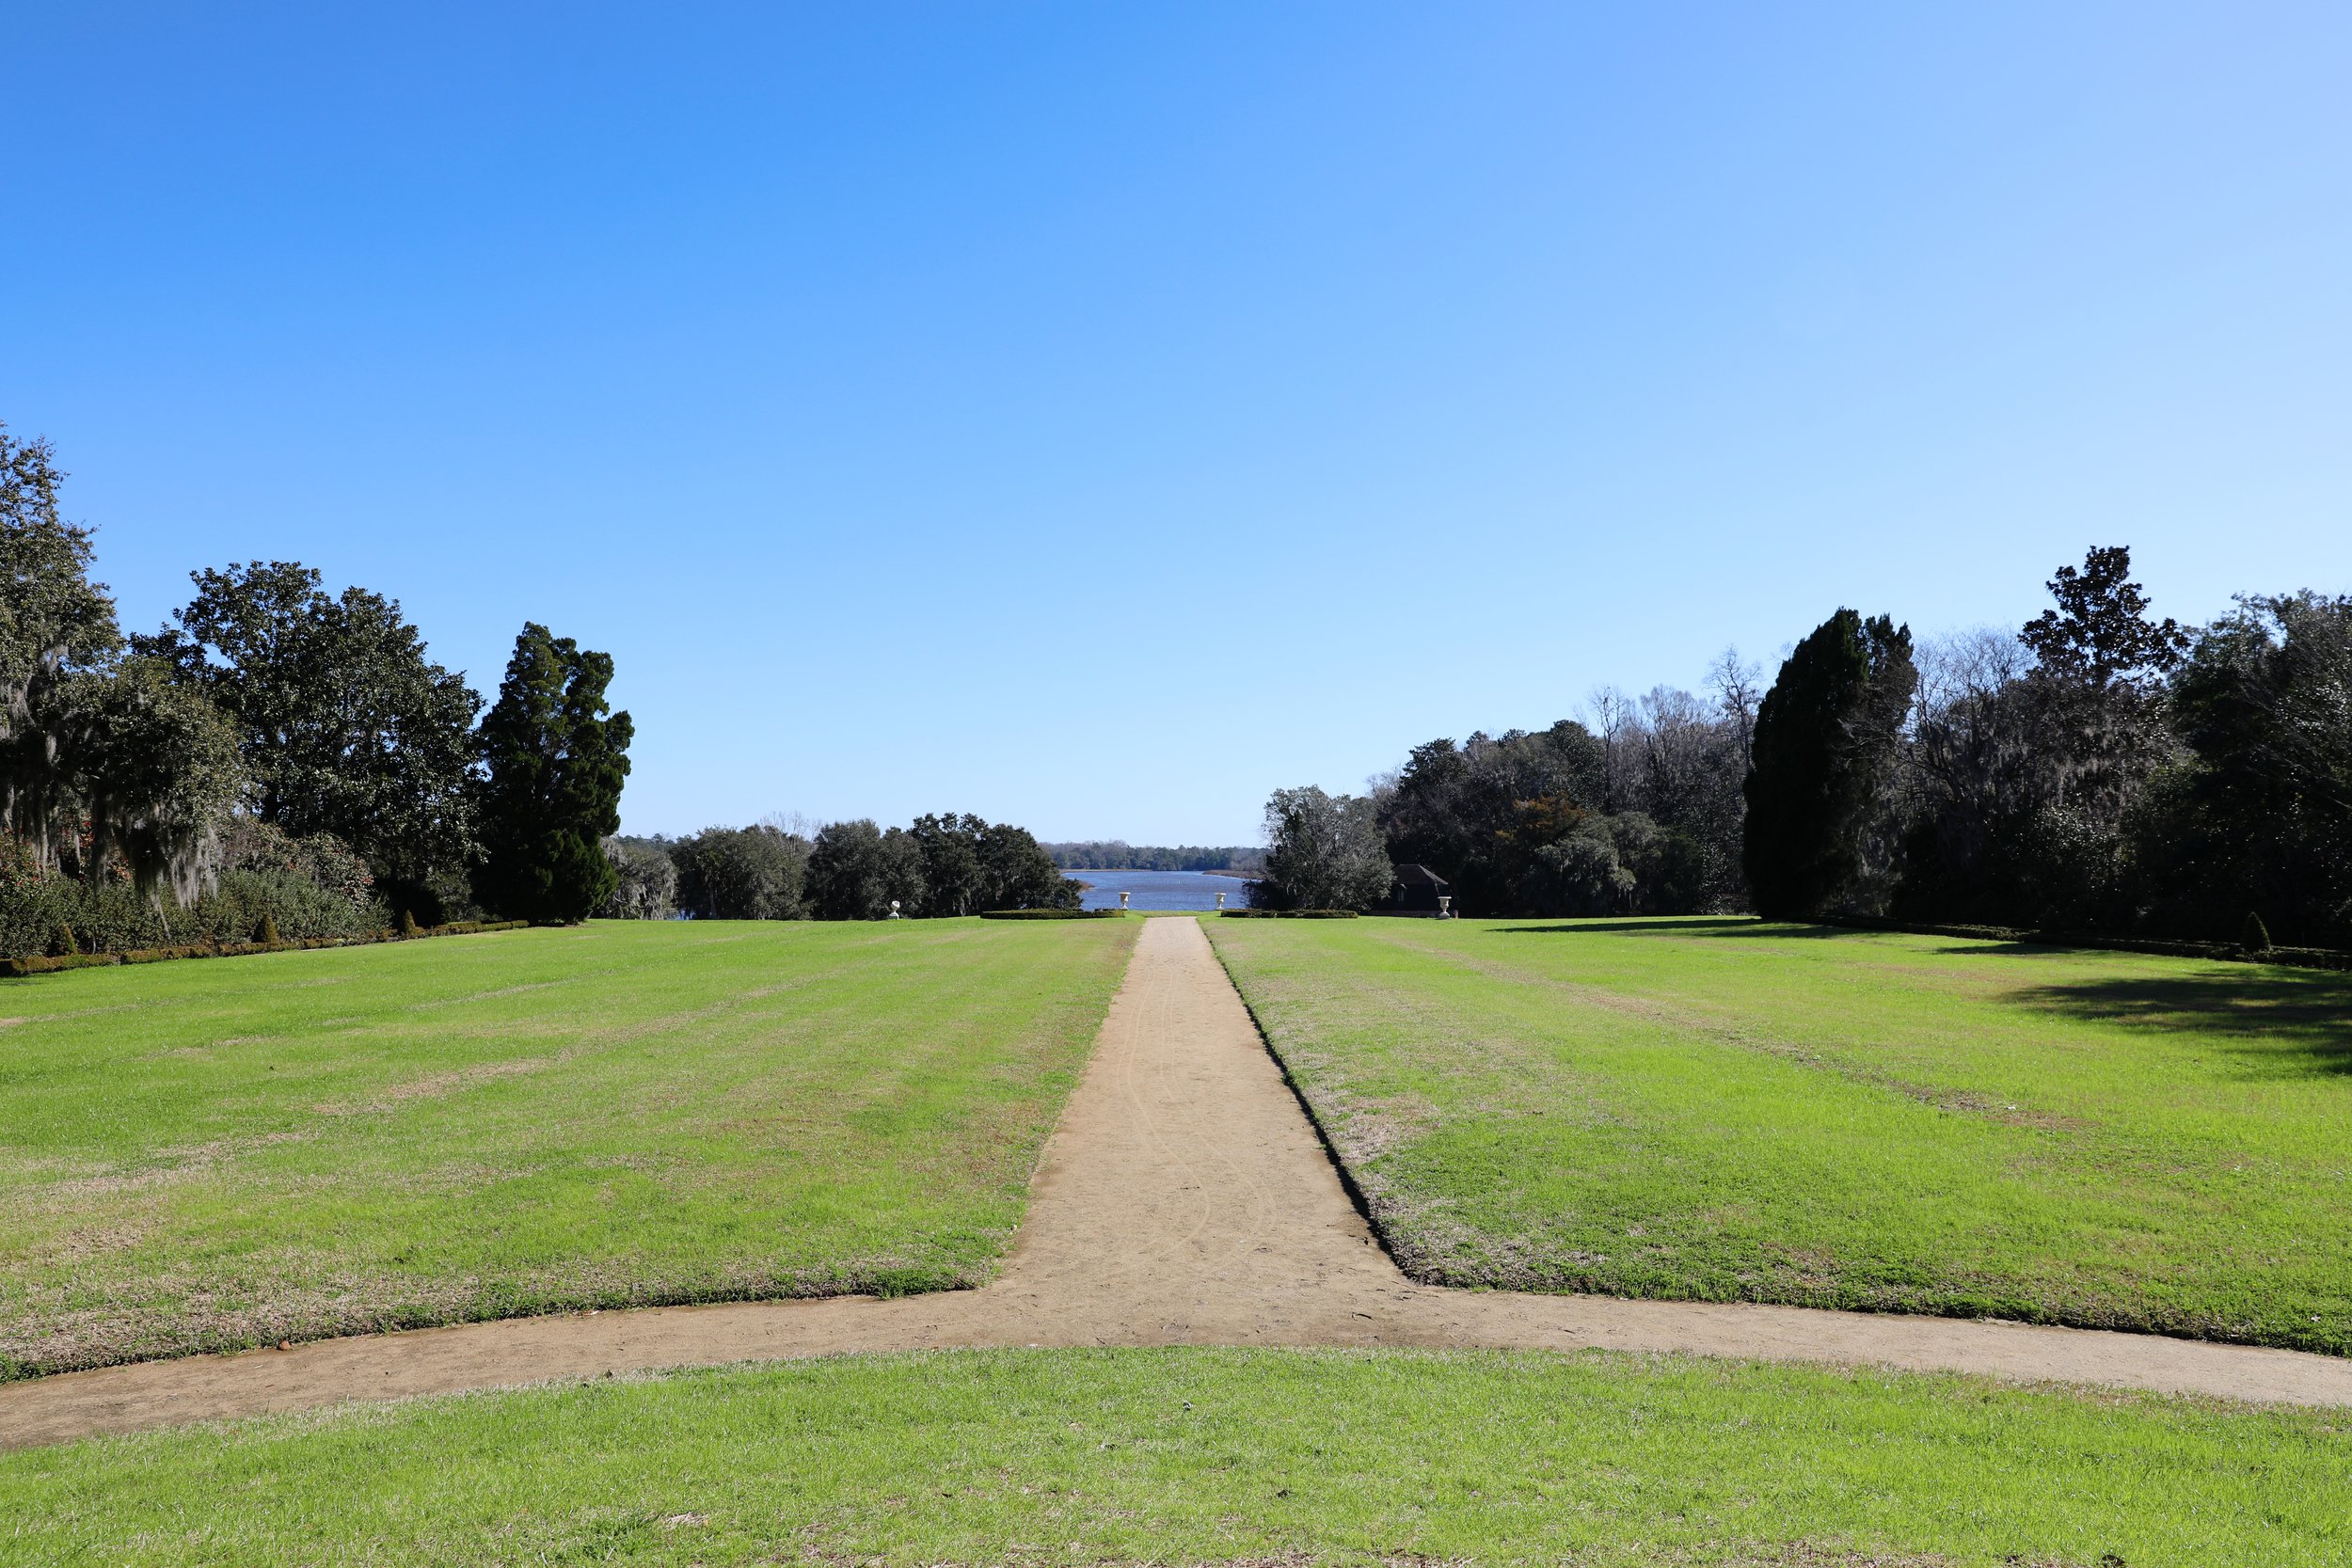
[3,917,2346,1450]
[311,1055,561,1116]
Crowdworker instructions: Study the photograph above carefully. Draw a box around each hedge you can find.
[0,867,391,961]
[978,908,1124,920]
[1218,909,1360,919]
[0,920,532,978]
[1813,913,2351,973]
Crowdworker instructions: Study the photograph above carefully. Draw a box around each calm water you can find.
[1066,868,1257,911]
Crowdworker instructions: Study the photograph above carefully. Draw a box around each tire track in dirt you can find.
[4,917,2346,1450]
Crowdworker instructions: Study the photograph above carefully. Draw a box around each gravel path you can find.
[5,915,2345,1449]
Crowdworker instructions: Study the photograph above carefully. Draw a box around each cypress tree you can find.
[1742,608,1916,918]
[472,623,634,924]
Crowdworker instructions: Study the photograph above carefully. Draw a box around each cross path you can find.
[5,916,2346,1449]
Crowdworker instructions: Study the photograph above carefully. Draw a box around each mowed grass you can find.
[1207,917,2352,1354]
[0,918,1136,1378]
[4,1347,2343,1566]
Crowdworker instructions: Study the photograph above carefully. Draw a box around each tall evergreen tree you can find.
[1742,609,1916,918]
[473,623,633,923]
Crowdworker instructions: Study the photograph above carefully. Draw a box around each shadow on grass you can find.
[2015,970,2352,1078]
[1492,918,1844,939]
[1927,939,2092,959]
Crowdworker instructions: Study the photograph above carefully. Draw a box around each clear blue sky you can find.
[8,3,2347,846]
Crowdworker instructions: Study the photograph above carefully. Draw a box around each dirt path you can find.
[5,916,2347,1449]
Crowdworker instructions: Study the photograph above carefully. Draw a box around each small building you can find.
[1384,863,1451,914]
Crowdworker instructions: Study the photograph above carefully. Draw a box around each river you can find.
[1064,868,1257,911]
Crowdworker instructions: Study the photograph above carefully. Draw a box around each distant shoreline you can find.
[1063,867,1262,883]
[1063,867,1261,880]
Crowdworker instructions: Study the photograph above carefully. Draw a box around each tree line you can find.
[1044,841,1265,874]
[0,425,628,954]
[1748,551,2350,949]
[1,426,1094,950]
[1258,658,1758,914]
[603,813,1079,920]
[1256,546,2350,950]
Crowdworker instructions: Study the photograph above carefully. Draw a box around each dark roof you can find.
[1391,863,1449,886]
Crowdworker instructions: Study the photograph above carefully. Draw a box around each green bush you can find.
[2241,911,2273,954]
[0,866,389,961]
[1219,909,1359,919]
[0,919,531,978]
[399,908,422,937]
[978,908,1122,920]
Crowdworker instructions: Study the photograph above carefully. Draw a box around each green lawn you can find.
[4,1347,2341,1565]
[0,918,1136,1379]
[1207,916,2352,1354]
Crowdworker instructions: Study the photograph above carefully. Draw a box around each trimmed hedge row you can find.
[0,920,532,979]
[1219,909,1359,919]
[0,867,389,962]
[1815,913,2351,973]
[978,908,1124,920]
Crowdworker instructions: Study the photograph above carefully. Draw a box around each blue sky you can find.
[8,3,2347,845]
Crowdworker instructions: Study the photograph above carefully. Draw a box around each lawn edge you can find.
[1201,919,2352,1362]
[2,917,1148,1387]
[0,1265,993,1386]
[1198,923,1406,1272]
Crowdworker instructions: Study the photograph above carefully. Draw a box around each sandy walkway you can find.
[5,916,2346,1449]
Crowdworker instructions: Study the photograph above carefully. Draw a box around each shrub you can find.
[1219,909,1359,919]
[0,859,389,961]
[257,913,282,946]
[0,919,532,978]
[400,909,421,937]
[2242,911,2273,954]
[978,908,1121,920]
[219,820,378,911]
